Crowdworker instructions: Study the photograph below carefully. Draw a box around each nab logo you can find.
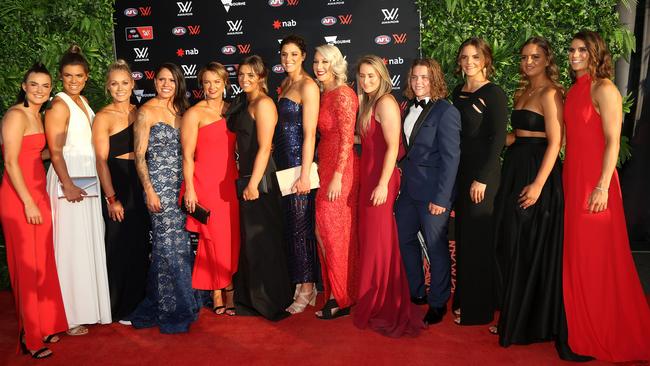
[125,26,154,41]
[392,33,407,44]
[221,0,246,13]
[272,19,297,30]
[222,45,237,55]
[321,16,337,26]
[144,71,155,80]
[381,8,399,24]
[124,8,138,17]
[133,47,149,62]
[176,1,193,16]
[272,64,285,73]
[181,64,198,79]
[237,44,251,54]
[172,26,187,36]
[131,71,143,80]
[268,0,284,6]
[139,6,152,16]
[391,75,401,89]
[226,20,243,35]
[338,14,352,24]
[388,57,404,65]
[374,35,391,45]
[176,48,199,57]
[188,25,200,35]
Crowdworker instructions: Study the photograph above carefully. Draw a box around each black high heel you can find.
[316,298,350,320]
[223,287,236,316]
[20,331,53,359]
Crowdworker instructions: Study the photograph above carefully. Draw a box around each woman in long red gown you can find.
[181,62,240,315]
[0,63,68,358]
[312,44,359,319]
[563,31,650,362]
[352,55,424,337]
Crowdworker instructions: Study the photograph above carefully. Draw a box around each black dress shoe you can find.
[410,296,427,305]
[423,306,447,325]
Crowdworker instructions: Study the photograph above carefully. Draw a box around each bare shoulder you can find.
[376,93,398,110]
[2,106,28,126]
[254,95,275,110]
[48,97,69,113]
[540,86,563,105]
[593,78,620,98]
[300,76,319,93]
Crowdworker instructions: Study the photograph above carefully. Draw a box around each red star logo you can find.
[272,20,281,30]
[176,48,184,57]
[382,58,388,65]
[276,86,282,95]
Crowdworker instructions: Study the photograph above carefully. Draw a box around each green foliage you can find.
[0,0,115,114]
[419,0,635,165]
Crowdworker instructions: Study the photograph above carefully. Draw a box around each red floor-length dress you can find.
[0,133,68,350]
[353,111,424,337]
[563,73,650,362]
[182,119,240,290]
[315,85,359,308]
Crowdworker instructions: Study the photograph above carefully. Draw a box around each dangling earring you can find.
[482,67,487,78]
[462,70,465,79]
[23,97,29,108]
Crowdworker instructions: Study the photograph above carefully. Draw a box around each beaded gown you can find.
[315,85,359,308]
[1,133,68,351]
[128,123,200,333]
[562,74,650,362]
[273,97,318,285]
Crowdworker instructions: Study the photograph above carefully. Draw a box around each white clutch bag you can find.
[57,176,99,198]
[275,162,320,197]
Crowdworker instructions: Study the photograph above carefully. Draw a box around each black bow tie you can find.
[412,99,429,109]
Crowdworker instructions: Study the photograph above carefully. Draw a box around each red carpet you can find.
[0,291,647,366]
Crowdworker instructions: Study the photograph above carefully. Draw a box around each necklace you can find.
[526,84,550,97]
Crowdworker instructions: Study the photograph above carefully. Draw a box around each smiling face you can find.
[154,67,176,99]
[201,70,226,100]
[458,45,485,79]
[313,51,334,85]
[358,63,380,95]
[238,64,261,94]
[280,42,305,74]
[568,38,590,76]
[409,65,431,99]
[520,43,549,79]
[22,72,52,106]
[61,64,88,96]
[107,70,134,103]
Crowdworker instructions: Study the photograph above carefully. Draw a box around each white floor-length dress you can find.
[46,92,112,326]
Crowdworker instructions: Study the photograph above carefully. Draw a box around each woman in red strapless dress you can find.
[0,63,68,359]
[312,44,359,319]
[181,62,240,315]
[563,31,650,362]
[352,55,423,337]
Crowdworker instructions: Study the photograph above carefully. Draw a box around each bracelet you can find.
[594,186,607,192]
[105,194,117,205]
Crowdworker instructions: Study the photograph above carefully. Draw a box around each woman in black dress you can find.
[92,60,150,323]
[226,55,293,321]
[451,37,507,325]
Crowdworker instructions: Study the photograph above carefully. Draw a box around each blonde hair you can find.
[356,55,393,136]
[104,59,133,94]
[314,44,348,88]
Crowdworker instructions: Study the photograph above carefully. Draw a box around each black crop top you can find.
[511,109,545,132]
[108,123,134,158]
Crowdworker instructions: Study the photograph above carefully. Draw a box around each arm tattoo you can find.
[134,110,154,193]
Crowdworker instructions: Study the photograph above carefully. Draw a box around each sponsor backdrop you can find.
[113,0,420,108]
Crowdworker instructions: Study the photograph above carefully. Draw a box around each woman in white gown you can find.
[45,45,111,334]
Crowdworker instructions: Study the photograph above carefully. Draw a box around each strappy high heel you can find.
[286,287,317,314]
[223,287,236,316]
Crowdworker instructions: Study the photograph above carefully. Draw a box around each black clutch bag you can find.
[236,174,271,199]
[180,197,211,225]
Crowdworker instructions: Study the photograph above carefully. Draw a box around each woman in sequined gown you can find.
[129,63,200,333]
[274,35,320,314]
[312,44,359,318]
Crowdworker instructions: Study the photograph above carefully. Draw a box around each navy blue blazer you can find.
[398,99,461,209]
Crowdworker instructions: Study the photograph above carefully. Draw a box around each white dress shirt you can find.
[403,97,430,145]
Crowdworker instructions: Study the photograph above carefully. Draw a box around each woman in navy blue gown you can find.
[274,35,321,314]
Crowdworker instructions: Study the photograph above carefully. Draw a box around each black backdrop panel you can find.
[113,0,420,108]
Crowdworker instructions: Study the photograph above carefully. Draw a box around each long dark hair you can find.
[16,62,52,109]
[155,62,189,115]
[455,37,495,79]
[569,30,613,82]
[58,44,89,75]
[514,37,564,102]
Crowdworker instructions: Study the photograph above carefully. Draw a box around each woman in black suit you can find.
[451,37,508,325]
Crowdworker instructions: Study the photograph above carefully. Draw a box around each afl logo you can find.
[222,45,237,55]
[172,26,187,36]
[321,16,337,26]
[131,71,143,80]
[374,35,391,45]
[272,64,285,73]
[268,0,284,6]
[124,8,138,17]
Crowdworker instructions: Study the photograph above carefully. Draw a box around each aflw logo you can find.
[392,33,407,44]
[237,44,251,54]
[139,6,152,16]
[133,47,149,61]
[338,14,352,24]
[381,8,399,24]
[226,20,243,35]
[181,64,197,79]
[231,85,243,95]
[177,1,193,16]
[188,25,200,35]
[391,75,401,89]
